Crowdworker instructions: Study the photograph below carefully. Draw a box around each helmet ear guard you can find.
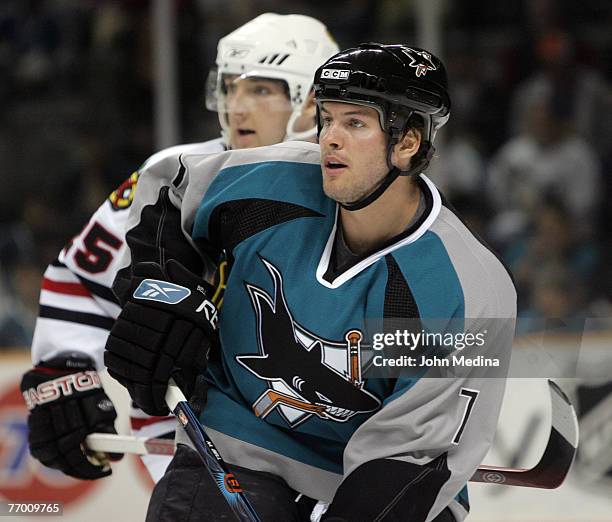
[388,111,436,176]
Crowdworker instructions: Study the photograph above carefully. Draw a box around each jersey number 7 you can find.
[452,388,479,445]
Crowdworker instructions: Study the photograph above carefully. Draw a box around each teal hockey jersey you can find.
[118,141,516,522]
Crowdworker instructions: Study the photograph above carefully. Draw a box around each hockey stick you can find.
[164,379,261,522]
[470,380,578,488]
[87,380,578,490]
[86,432,176,455]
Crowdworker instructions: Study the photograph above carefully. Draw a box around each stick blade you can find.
[471,380,579,488]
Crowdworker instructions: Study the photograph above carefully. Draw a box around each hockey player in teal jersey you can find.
[105,43,516,521]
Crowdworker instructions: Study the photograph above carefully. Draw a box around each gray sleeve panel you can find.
[430,206,516,322]
[342,206,517,521]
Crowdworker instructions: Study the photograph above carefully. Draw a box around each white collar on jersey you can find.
[315,174,442,289]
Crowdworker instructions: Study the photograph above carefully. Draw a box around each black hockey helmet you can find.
[314,43,451,210]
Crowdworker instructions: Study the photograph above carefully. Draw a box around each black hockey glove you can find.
[104,259,217,416]
[20,352,121,480]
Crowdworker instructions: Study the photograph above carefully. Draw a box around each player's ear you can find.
[391,128,421,171]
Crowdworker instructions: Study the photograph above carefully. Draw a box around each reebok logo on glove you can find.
[23,371,102,410]
[195,298,219,328]
[133,279,191,304]
[133,279,218,326]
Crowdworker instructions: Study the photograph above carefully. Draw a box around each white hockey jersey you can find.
[30,138,225,479]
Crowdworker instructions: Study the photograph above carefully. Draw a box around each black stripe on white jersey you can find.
[39,305,115,331]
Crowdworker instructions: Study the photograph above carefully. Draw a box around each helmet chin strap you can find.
[339,141,434,212]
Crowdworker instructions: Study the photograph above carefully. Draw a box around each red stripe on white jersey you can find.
[131,416,175,430]
[42,278,92,297]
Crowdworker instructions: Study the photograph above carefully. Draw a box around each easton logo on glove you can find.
[133,279,191,304]
[22,371,102,410]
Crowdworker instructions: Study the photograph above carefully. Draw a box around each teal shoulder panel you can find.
[192,161,327,241]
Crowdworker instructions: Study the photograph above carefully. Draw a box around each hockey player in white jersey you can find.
[20,13,338,483]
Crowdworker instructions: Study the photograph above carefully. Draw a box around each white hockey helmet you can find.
[206,13,339,143]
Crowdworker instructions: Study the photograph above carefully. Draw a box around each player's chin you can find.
[230,133,259,149]
[322,181,351,204]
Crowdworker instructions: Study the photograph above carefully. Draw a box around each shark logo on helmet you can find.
[402,48,437,77]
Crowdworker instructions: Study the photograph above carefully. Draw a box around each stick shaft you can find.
[87,381,578,491]
[165,380,261,522]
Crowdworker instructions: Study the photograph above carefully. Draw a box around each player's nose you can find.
[319,122,343,150]
[228,110,247,126]
[226,90,253,115]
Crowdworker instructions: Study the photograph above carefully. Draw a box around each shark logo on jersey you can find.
[133,279,191,304]
[402,48,437,77]
[237,257,380,428]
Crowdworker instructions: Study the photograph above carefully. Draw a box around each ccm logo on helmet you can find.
[22,371,102,410]
[321,68,350,80]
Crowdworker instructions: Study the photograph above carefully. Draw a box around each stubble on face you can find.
[322,162,388,204]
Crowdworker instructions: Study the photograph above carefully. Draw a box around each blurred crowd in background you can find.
[1,0,612,347]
